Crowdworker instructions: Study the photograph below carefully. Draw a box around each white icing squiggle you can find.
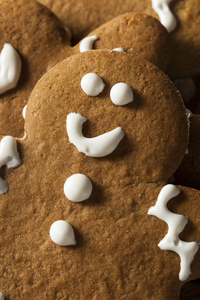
[50,220,76,246]
[0,136,21,194]
[66,113,125,157]
[81,73,105,96]
[0,43,22,94]
[64,173,92,202]
[152,0,177,32]
[148,184,199,281]
[79,35,98,52]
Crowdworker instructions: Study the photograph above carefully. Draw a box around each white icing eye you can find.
[81,73,105,96]
[64,173,92,202]
[110,83,134,105]
[50,220,76,246]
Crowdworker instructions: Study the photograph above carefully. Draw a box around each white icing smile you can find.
[0,43,22,94]
[66,113,125,157]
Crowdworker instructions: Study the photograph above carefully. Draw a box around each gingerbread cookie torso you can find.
[1,50,200,299]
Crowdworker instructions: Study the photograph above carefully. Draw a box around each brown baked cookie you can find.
[1,50,198,299]
[37,0,200,78]
[0,0,170,138]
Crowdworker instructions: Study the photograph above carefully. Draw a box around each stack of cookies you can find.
[0,0,200,299]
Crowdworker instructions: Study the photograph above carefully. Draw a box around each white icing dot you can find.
[110,83,134,105]
[64,174,92,202]
[0,43,22,94]
[79,35,98,53]
[22,104,27,119]
[81,73,105,96]
[66,113,125,157]
[50,220,76,246]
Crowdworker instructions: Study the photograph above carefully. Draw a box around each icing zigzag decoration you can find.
[148,184,199,281]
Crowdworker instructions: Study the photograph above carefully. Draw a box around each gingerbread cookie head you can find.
[25,50,187,184]
[1,50,196,299]
[0,0,170,139]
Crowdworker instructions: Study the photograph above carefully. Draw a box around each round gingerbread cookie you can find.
[1,50,198,300]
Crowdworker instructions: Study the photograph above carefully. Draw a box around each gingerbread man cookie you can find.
[37,0,200,78]
[0,0,170,138]
[1,50,200,299]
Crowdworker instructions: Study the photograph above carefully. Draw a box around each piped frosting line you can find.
[66,113,124,157]
[148,184,199,281]
[152,0,177,32]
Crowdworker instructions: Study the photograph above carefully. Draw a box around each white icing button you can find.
[152,0,177,32]
[112,47,126,52]
[0,136,21,194]
[148,184,199,281]
[110,83,134,105]
[81,73,105,96]
[79,35,98,53]
[0,43,22,94]
[50,220,76,246]
[0,292,5,300]
[66,113,125,157]
[64,174,92,202]
[22,104,27,119]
